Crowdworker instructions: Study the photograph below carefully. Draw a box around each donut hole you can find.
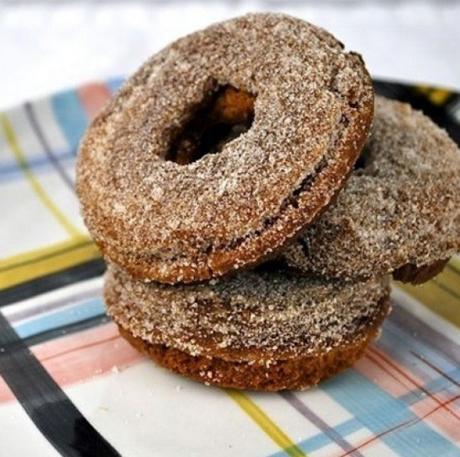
[167,86,255,165]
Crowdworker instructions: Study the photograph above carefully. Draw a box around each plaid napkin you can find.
[0,79,459,457]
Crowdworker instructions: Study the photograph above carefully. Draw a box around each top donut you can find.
[77,13,373,284]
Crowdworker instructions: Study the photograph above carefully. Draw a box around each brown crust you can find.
[393,258,449,284]
[118,298,389,391]
[77,13,373,284]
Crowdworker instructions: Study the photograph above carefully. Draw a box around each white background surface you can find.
[1,0,460,109]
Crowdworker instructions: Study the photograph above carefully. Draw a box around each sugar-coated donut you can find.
[77,13,373,284]
[105,264,390,391]
[282,96,460,283]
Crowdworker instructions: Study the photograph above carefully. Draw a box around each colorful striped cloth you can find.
[0,79,459,457]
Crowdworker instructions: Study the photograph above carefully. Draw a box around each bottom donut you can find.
[117,313,387,391]
[105,264,391,391]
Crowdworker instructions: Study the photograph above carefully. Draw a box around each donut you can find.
[104,263,390,391]
[281,96,460,284]
[77,13,373,284]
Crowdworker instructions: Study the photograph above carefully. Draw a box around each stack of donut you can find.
[77,13,460,391]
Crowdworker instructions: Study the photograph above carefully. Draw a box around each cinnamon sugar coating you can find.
[282,96,460,282]
[104,264,390,361]
[77,13,373,284]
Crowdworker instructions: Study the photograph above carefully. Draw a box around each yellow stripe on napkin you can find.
[0,238,100,290]
[226,390,307,457]
[398,260,460,327]
[0,113,81,238]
